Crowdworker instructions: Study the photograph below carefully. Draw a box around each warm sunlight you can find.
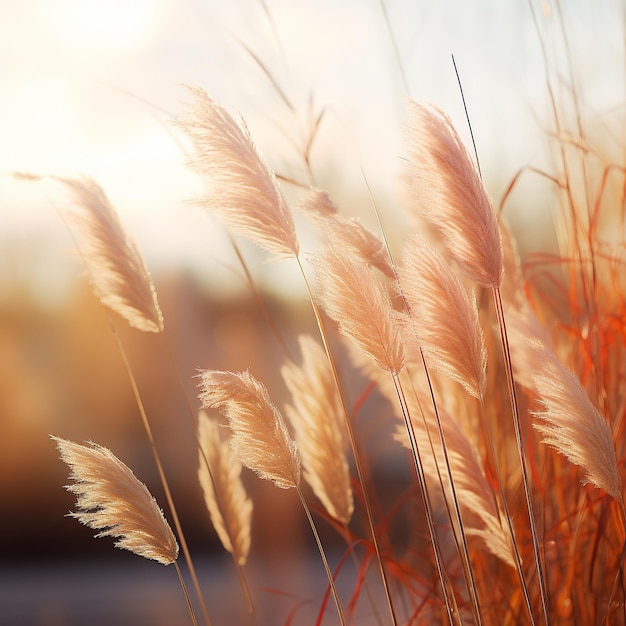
[39,0,166,50]
[3,3,626,623]
[1,80,76,174]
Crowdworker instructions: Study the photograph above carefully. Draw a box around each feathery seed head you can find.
[315,245,404,374]
[404,101,503,288]
[531,350,622,501]
[399,236,487,398]
[198,369,301,489]
[300,189,394,277]
[197,411,252,565]
[53,436,178,565]
[282,335,354,525]
[180,86,299,259]
[61,176,164,333]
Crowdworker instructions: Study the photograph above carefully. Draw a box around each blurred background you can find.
[1,0,625,623]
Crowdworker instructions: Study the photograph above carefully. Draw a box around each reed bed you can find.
[41,7,626,626]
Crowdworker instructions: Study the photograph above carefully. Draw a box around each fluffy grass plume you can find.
[52,436,178,565]
[399,235,487,399]
[199,370,347,626]
[198,370,301,489]
[180,86,299,259]
[499,222,557,392]
[61,176,164,333]
[404,102,503,288]
[300,188,394,278]
[282,334,354,525]
[531,348,623,501]
[506,302,556,393]
[197,411,253,566]
[315,245,404,374]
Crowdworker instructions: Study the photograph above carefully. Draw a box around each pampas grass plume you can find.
[198,370,301,490]
[52,436,179,565]
[499,222,557,392]
[532,349,622,501]
[61,176,164,333]
[399,236,487,398]
[301,188,394,278]
[180,86,299,259]
[315,245,404,374]
[197,411,252,566]
[404,102,503,288]
[282,335,354,525]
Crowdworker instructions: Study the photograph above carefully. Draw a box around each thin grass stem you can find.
[493,286,550,624]
[476,398,536,625]
[175,560,200,626]
[227,233,293,360]
[604,500,626,621]
[110,323,213,626]
[348,548,385,626]
[414,354,483,626]
[451,54,481,181]
[378,0,410,95]
[391,373,458,626]
[233,560,255,620]
[296,255,399,626]
[296,486,347,626]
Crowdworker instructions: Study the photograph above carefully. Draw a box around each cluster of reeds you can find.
[45,29,626,626]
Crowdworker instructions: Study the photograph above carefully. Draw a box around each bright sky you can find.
[1,0,624,300]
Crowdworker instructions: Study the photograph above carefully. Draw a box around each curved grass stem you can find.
[493,286,550,625]
[413,356,484,626]
[175,560,200,626]
[296,255,399,626]
[391,373,458,626]
[110,323,213,626]
[296,486,347,626]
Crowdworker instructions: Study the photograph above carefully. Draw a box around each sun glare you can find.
[0,80,77,174]
[40,0,165,50]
